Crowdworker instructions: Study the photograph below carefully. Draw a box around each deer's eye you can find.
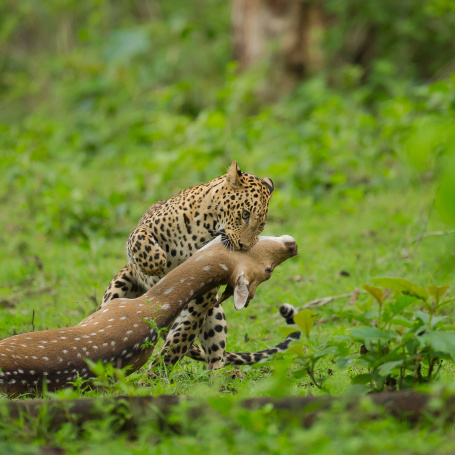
[242,210,250,220]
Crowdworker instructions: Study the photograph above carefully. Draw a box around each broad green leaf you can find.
[428,285,449,303]
[421,331,455,359]
[343,384,370,396]
[350,327,393,344]
[362,284,384,305]
[372,277,429,301]
[385,294,418,318]
[287,344,305,357]
[415,311,446,329]
[279,327,300,337]
[312,346,338,360]
[336,355,357,369]
[294,309,316,338]
[389,316,413,328]
[351,373,372,385]
[377,360,403,377]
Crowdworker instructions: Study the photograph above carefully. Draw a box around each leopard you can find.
[101,161,295,371]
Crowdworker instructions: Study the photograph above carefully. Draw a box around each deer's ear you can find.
[226,161,243,189]
[234,272,250,310]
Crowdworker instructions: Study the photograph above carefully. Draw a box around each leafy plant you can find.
[287,278,455,392]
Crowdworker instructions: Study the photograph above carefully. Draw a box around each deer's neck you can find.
[142,245,231,327]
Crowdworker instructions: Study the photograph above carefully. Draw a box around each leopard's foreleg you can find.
[126,226,167,277]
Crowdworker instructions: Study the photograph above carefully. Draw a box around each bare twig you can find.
[409,230,455,244]
[297,290,367,312]
[266,290,366,323]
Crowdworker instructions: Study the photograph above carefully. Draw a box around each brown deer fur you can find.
[0,235,297,396]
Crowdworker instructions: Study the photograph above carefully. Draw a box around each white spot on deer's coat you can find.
[219,264,228,271]
[164,287,174,295]
[162,304,170,310]
[203,266,211,271]
[120,316,127,320]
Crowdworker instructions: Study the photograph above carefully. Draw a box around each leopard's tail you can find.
[187,303,300,366]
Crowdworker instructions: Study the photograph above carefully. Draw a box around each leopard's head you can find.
[214,161,274,251]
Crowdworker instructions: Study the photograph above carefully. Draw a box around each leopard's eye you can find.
[242,210,250,220]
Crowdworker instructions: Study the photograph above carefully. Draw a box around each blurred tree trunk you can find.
[231,0,326,96]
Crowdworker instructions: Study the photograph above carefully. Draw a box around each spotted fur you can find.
[185,303,300,365]
[102,162,280,370]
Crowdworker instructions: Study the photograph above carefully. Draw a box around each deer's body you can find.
[0,235,297,396]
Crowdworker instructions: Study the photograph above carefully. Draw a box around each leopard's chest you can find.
[143,207,217,273]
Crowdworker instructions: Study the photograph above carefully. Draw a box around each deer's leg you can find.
[101,263,144,308]
[126,226,167,277]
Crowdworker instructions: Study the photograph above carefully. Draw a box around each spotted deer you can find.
[0,235,298,396]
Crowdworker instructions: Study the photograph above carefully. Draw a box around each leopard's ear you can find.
[226,161,243,189]
[262,177,274,194]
